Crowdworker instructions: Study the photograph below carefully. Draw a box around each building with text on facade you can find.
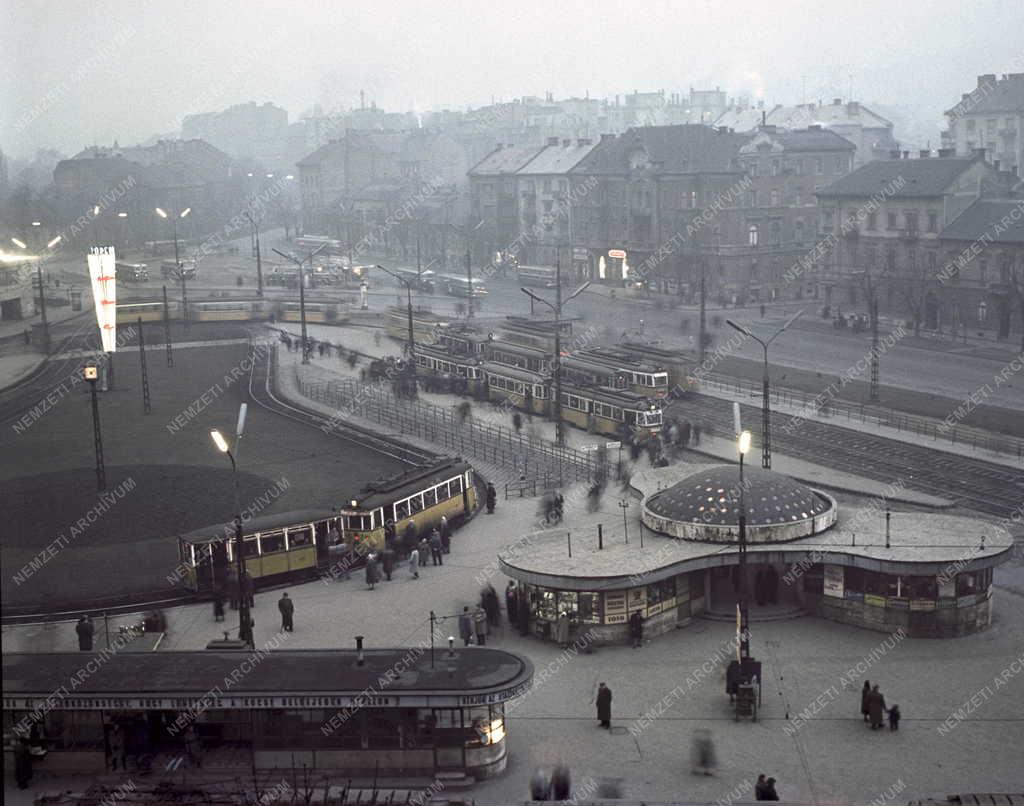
[499,464,1012,646]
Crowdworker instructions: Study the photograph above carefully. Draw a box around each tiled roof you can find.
[775,129,858,151]
[714,101,893,132]
[516,141,598,175]
[816,157,978,198]
[468,144,545,176]
[939,198,1024,244]
[946,74,1024,116]
[572,125,749,175]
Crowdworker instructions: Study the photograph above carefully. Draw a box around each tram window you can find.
[288,527,312,548]
[423,487,438,507]
[408,494,424,514]
[261,532,285,554]
[431,708,462,729]
[395,500,410,520]
[450,477,463,496]
[366,712,403,749]
[243,537,260,557]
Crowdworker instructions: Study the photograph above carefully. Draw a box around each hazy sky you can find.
[3,0,1023,160]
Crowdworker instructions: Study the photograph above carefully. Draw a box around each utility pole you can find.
[162,285,174,367]
[274,244,326,364]
[36,263,50,355]
[245,212,264,298]
[554,251,564,446]
[699,259,707,367]
[84,366,106,492]
[870,288,880,401]
[465,245,474,318]
[137,318,151,414]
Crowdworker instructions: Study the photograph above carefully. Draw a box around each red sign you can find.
[608,249,627,259]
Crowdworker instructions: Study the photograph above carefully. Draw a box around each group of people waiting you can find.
[361,515,455,588]
[457,583,506,645]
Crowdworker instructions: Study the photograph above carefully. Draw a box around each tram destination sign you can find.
[459,679,532,706]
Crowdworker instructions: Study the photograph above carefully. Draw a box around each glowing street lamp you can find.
[736,422,752,661]
[11,238,27,249]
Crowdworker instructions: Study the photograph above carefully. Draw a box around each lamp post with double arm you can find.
[376,264,417,397]
[726,309,804,469]
[273,243,327,364]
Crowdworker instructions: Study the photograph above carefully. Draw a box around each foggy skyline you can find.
[3,0,1024,160]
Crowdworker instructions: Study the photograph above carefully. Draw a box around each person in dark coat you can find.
[596,682,612,728]
[365,554,379,590]
[459,606,473,646]
[506,581,518,624]
[242,572,255,608]
[551,763,571,800]
[867,685,887,730]
[14,738,33,788]
[473,604,488,645]
[403,520,418,555]
[439,516,451,554]
[888,704,900,731]
[278,593,294,632]
[484,584,500,626]
[108,723,127,771]
[763,778,779,801]
[76,616,94,651]
[418,537,430,566]
[485,483,497,513]
[429,529,443,565]
[755,774,768,800]
[861,681,871,722]
[529,769,551,801]
[629,609,644,649]
[381,547,395,580]
[212,586,225,622]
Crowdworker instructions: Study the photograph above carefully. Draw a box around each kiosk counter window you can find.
[578,592,600,624]
[957,569,992,596]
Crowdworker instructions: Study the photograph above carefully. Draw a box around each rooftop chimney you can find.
[355,635,365,666]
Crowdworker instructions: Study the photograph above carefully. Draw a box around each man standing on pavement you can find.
[439,515,451,554]
[278,592,294,632]
[486,482,497,513]
[429,528,443,565]
[629,609,644,649]
[418,537,430,566]
[459,606,473,646]
[474,604,488,645]
[595,682,612,729]
[506,581,518,624]
[76,616,94,651]
[381,545,395,580]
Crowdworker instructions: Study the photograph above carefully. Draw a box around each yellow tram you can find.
[115,301,167,324]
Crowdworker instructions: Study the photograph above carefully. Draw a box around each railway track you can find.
[246,338,436,467]
[674,393,1024,521]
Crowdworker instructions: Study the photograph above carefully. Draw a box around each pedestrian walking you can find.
[485,482,497,514]
[459,606,473,645]
[278,592,294,632]
[888,704,901,731]
[408,548,420,579]
[183,725,202,768]
[76,616,94,651]
[860,680,871,722]
[692,423,701,445]
[365,553,379,590]
[554,610,570,647]
[212,587,225,622]
[14,738,33,789]
[418,537,430,566]
[403,519,418,555]
[506,581,518,624]
[474,604,488,646]
[382,546,395,580]
[108,723,127,771]
[629,609,644,649]
[439,515,451,553]
[529,769,551,801]
[483,584,500,626]
[867,684,887,730]
[763,778,779,801]
[595,682,612,728]
[755,774,768,800]
[429,528,443,565]
[690,728,716,775]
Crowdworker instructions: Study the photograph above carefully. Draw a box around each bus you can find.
[516,265,566,288]
[115,261,149,282]
[295,235,344,255]
[391,267,436,293]
[439,274,488,298]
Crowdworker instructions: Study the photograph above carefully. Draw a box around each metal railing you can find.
[698,371,1024,461]
[300,377,599,484]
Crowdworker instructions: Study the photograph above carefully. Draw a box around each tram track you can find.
[674,393,1024,521]
[246,338,436,467]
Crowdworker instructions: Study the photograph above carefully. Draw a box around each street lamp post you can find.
[521,258,590,447]
[727,309,804,469]
[211,404,253,649]
[376,264,417,396]
[244,212,264,297]
[156,207,192,329]
[736,428,752,660]
[83,364,106,491]
[273,244,327,364]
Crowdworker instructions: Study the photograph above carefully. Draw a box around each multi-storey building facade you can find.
[937,197,1024,344]
[945,73,1024,178]
[0,260,35,323]
[512,138,596,267]
[814,153,1011,333]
